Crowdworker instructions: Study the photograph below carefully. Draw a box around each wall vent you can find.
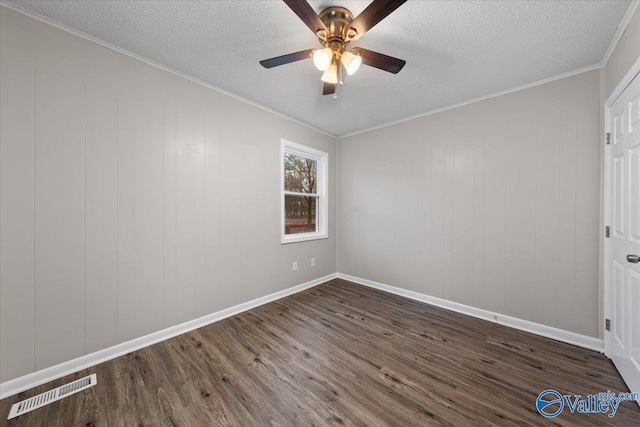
[7,374,97,420]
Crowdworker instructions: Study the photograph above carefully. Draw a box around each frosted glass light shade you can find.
[341,50,362,75]
[321,63,339,84]
[313,48,333,71]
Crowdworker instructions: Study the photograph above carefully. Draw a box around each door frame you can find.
[603,55,640,358]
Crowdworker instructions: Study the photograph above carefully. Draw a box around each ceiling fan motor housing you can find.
[317,7,356,54]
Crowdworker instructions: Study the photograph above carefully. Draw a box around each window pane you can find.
[284,153,317,194]
[284,195,317,234]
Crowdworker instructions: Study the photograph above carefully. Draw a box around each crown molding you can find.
[338,64,601,139]
[0,2,338,140]
[600,0,640,67]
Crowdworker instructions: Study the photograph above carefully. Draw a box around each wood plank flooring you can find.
[1,279,639,426]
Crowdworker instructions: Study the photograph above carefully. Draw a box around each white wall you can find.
[0,6,336,383]
[337,70,602,338]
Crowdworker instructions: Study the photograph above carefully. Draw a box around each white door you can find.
[606,70,640,398]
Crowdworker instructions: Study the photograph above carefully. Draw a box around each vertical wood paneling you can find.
[573,75,601,336]
[33,23,86,370]
[218,104,243,307]
[193,111,207,317]
[116,65,136,343]
[557,103,578,332]
[175,104,195,323]
[350,137,365,280]
[239,117,256,304]
[85,44,119,353]
[405,131,424,293]
[504,109,537,322]
[361,135,383,282]
[393,134,412,288]
[372,137,385,281]
[452,129,475,305]
[420,130,432,296]
[204,108,222,313]
[392,124,423,292]
[241,110,271,300]
[442,130,455,301]
[336,135,358,276]
[133,68,164,337]
[358,137,374,278]
[534,104,560,326]
[338,71,602,338]
[162,80,178,328]
[0,8,36,382]
[0,7,336,384]
[428,130,446,299]
[379,133,395,286]
[483,118,507,314]
[472,130,486,308]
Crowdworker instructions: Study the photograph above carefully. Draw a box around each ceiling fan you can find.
[260,0,407,98]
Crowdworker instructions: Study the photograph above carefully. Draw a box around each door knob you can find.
[628,254,640,263]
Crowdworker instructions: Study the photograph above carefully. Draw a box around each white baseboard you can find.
[1,271,604,400]
[337,273,604,353]
[0,273,337,400]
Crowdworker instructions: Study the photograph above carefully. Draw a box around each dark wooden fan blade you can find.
[283,0,327,35]
[352,47,406,74]
[323,81,336,95]
[260,49,314,68]
[347,0,407,40]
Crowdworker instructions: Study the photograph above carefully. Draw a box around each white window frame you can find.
[281,139,328,244]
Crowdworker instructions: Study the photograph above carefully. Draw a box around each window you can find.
[281,139,328,244]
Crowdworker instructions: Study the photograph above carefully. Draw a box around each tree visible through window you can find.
[281,140,328,244]
[284,153,318,234]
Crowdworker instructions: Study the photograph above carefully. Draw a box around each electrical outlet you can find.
[311,257,316,267]
[292,261,298,272]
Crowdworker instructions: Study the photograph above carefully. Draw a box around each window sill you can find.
[281,233,329,245]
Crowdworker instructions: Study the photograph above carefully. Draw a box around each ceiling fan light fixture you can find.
[313,47,333,71]
[341,50,362,75]
[259,1,408,96]
[321,63,339,84]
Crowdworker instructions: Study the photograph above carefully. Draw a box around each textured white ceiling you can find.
[6,0,632,136]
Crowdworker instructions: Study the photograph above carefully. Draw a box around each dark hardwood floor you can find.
[1,279,638,426]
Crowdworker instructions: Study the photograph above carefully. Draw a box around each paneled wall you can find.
[0,7,336,383]
[337,70,601,338]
